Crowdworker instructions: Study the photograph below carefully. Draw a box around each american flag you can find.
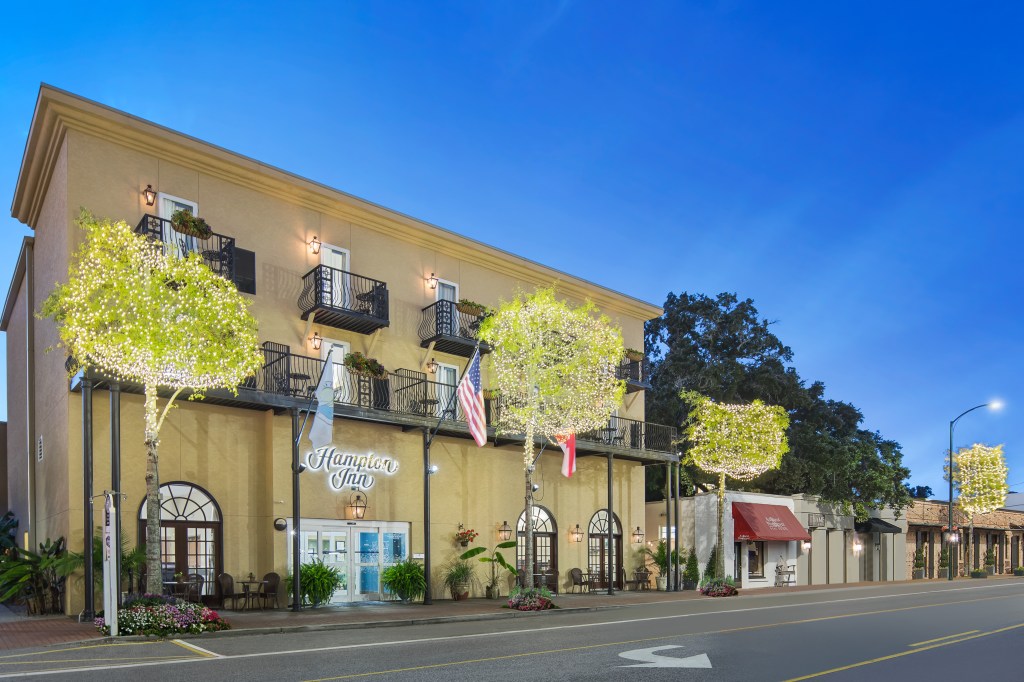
[457,349,487,446]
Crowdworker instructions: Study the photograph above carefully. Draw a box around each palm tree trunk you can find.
[523,424,535,589]
[143,385,162,594]
[717,471,726,580]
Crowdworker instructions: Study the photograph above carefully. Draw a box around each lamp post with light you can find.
[947,400,1003,580]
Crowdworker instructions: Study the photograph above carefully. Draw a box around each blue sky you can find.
[0,2,1020,498]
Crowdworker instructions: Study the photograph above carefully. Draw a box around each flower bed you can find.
[699,577,739,597]
[95,594,230,636]
[507,586,556,611]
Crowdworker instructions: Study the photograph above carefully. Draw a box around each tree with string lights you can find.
[951,443,1008,573]
[684,392,790,580]
[479,288,625,588]
[42,212,263,593]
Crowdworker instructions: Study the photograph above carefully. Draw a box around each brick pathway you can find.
[0,604,100,650]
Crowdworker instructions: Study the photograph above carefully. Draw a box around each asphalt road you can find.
[1,580,1022,681]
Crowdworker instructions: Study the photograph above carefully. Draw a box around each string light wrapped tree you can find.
[684,392,790,579]
[479,288,625,588]
[952,443,1008,573]
[41,212,263,593]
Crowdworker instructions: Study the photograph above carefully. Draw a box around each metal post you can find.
[664,463,670,588]
[672,463,680,591]
[291,409,302,611]
[82,376,94,620]
[607,453,614,596]
[423,429,432,605]
[110,382,121,607]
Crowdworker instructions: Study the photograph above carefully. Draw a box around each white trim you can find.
[156,192,197,218]
[435,278,459,303]
[319,242,350,270]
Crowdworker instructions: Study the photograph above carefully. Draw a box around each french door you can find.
[321,244,351,309]
[159,522,220,598]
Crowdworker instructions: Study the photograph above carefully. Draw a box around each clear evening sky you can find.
[0,2,1018,499]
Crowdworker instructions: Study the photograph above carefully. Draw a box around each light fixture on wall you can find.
[631,526,644,544]
[570,524,583,543]
[347,492,367,520]
[852,540,864,553]
[427,272,438,289]
[142,184,156,206]
[425,358,439,375]
[273,518,288,532]
[498,521,512,541]
[308,235,322,255]
[802,540,812,551]
[310,332,323,350]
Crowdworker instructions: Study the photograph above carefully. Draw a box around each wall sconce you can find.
[802,541,812,551]
[498,521,512,541]
[425,358,439,375]
[631,526,644,544]
[142,184,156,206]
[308,235,322,255]
[427,272,438,289]
[570,524,583,543]
[273,518,288,531]
[428,464,439,475]
[852,540,863,553]
[310,332,323,350]
[347,492,367,520]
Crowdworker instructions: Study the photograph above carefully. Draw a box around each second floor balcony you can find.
[135,214,236,281]
[298,265,390,334]
[616,357,651,392]
[418,299,491,357]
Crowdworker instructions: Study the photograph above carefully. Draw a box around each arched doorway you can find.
[588,509,622,589]
[137,482,223,599]
[517,506,558,592]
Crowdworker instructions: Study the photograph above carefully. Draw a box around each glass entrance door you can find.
[294,520,409,603]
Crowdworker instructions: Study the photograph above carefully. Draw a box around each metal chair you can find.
[569,568,590,593]
[184,574,205,603]
[218,573,244,610]
[258,572,281,609]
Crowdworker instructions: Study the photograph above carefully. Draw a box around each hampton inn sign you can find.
[306,447,401,491]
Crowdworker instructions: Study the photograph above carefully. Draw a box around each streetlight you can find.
[947,400,1004,580]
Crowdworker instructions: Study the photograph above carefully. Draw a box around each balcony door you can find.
[435,279,458,336]
[321,244,351,309]
[434,362,459,419]
[321,339,352,405]
[157,193,198,258]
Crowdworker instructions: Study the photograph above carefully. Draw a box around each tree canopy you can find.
[646,291,912,517]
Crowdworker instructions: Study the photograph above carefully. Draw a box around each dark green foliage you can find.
[0,537,76,614]
[970,569,987,578]
[1013,567,1024,577]
[913,548,926,569]
[938,548,950,568]
[0,512,17,553]
[984,549,996,566]
[644,291,913,517]
[301,560,343,606]
[905,485,933,499]
[381,560,426,602]
[443,558,474,598]
[461,541,517,590]
[170,209,212,238]
[702,545,718,580]
[684,547,700,586]
[643,540,679,575]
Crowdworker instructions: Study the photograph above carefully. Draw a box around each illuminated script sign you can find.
[306,447,400,491]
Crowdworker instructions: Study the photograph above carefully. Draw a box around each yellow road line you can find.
[783,623,1024,681]
[170,639,219,658]
[909,630,978,646]
[0,656,194,667]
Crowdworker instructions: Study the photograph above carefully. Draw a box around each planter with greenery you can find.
[443,559,474,600]
[95,593,229,636]
[507,585,555,611]
[382,560,426,603]
[983,549,996,575]
[699,575,738,597]
[623,348,644,362]
[461,541,517,599]
[1014,567,1024,577]
[302,560,343,607]
[683,547,700,590]
[343,352,388,379]
[456,298,488,316]
[644,540,680,591]
[937,548,950,579]
[170,209,213,239]
[970,568,988,579]
[912,548,926,579]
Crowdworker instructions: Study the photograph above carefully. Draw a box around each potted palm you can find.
[912,548,926,579]
[381,559,426,603]
[644,540,678,591]
[461,540,517,599]
[443,559,474,600]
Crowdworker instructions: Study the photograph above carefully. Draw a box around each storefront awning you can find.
[854,518,903,534]
[733,502,811,542]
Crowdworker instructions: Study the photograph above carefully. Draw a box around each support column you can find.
[291,409,302,611]
[110,382,121,606]
[607,453,614,595]
[664,463,671,589]
[423,429,432,605]
[672,463,680,591]
[82,376,94,620]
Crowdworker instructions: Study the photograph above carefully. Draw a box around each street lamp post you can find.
[947,400,1003,581]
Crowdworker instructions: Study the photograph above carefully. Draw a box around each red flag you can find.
[557,433,576,478]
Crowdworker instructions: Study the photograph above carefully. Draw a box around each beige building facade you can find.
[3,86,677,614]
[905,500,1024,578]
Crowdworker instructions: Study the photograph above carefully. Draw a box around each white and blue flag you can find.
[309,347,336,450]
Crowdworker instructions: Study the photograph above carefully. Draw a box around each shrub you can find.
[684,548,700,586]
[938,548,950,569]
[703,545,718,581]
[699,576,738,597]
[382,560,426,602]
[96,599,229,636]
[1013,567,1024,577]
[912,548,926,570]
[983,549,996,566]
[443,559,474,599]
[507,586,555,611]
[970,569,988,579]
[0,537,76,615]
[301,560,343,607]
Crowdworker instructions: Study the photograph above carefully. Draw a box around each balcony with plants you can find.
[134,212,236,282]
[616,349,651,392]
[418,299,491,357]
[297,265,390,334]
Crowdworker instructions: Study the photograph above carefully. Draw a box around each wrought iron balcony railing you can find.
[297,265,389,334]
[134,214,236,281]
[616,358,651,392]
[418,299,491,357]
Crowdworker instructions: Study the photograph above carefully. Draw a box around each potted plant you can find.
[644,540,679,591]
[299,560,343,607]
[624,348,644,362]
[170,209,212,239]
[443,558,474,600]
[343,352,388,379]
[912,548,926,580]
[456,298,488,316]
[984,549,997,575]
[938,548,950,579]
[970,568,988,579]
[1013,566,1024,577]
[683,547,700,590]
[461,540,517,599]
[381,559,426,603]
[454,527,478,547]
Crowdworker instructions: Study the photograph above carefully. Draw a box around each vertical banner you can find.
[102,493,118,637]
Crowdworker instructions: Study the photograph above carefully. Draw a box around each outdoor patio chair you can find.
[184,574,205,603]
[569,568,590,593]
[258,572,281,609]
[218,573,244,610]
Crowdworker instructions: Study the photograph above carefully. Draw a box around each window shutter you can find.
[235,248,256,294]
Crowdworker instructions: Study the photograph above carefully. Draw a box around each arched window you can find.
[516,506,558,592]
[137,482,222,598]
[588,509,622,589]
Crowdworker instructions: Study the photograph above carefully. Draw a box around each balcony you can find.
[135,214,236,281]
[418,300,491,357]
[298,265,389,334]
[616,358,651,392]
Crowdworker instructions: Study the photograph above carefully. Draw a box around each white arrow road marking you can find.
[618,645,713,668]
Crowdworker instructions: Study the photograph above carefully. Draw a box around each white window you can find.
[320,244,352,309]
[322,339,352,403]
[434,362,459,418]
[436,279,458,303]
[156,193,199,258]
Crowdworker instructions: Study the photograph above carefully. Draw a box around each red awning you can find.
[733,502,811,542]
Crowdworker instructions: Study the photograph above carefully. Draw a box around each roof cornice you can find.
[11,85,662,320]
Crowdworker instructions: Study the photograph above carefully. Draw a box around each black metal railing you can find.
[134,214,236,281]
[616,358,650,386]
[418,299,487,345]
[298,265,389,323]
